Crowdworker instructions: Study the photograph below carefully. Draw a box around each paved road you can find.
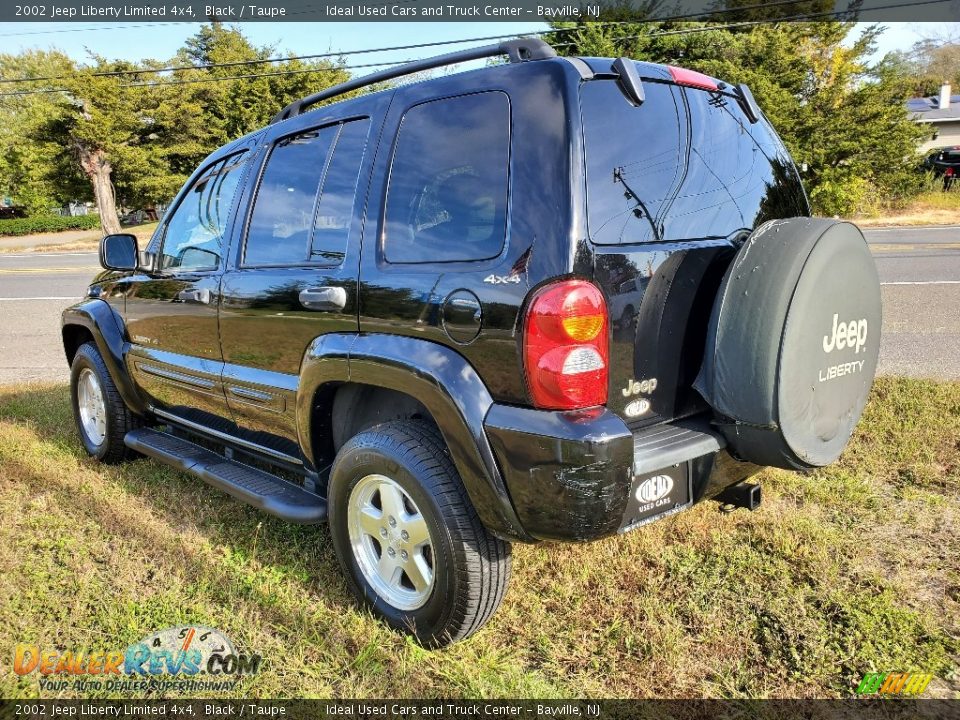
[865,225,960,379]
[0,225,957,384]
[0,251,100,383]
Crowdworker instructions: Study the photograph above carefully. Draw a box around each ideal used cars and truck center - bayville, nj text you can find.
[30,3,596,18]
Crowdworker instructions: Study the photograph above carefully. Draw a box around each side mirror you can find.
[100,233,138,271]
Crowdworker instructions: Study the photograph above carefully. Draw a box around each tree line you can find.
[0,23,349,234]
[0,18,950,225]
[551,15,938,216]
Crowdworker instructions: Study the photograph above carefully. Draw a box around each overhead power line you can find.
[0,33,529,85]
[0,0,950,99]
[0,21,189,37]
[0,59,410,96]
[0,0,853,85]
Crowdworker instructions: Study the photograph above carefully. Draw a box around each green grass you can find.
[0,378,957,699]
[854,189,960,226]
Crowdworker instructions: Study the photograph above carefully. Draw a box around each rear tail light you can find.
[523,279,609,410]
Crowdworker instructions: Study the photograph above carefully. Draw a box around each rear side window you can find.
[310,120,371,263]
[384,92,510,264]
[582,77,808,244]
[244,118,370,267]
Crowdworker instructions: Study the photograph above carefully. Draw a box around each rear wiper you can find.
[614,167,663,243]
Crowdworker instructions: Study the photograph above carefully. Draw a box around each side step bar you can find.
[125,428,327,524]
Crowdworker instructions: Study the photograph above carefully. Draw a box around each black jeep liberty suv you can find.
[62,40,882,647]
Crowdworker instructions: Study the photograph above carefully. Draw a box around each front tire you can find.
[328,420,511,647]
[70,342,141,463]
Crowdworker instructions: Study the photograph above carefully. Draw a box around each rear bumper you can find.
[484,404,760,542]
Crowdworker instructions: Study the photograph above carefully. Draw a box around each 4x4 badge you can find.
[483,274,521,285]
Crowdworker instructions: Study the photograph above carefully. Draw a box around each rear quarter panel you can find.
[358,59,586,405]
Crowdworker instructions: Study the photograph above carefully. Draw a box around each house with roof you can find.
[907,82,960,152]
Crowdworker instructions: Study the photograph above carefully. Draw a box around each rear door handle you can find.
[299,286,347,311]
[176,288,211,304]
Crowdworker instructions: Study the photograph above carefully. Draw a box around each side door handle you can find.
[299,286,347,311]
[176,288,211,304]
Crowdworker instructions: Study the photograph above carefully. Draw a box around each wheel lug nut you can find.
[388,516,397,527]
[400,550,408,561]
[387,547,396,557]
[401,530,409,541]
[380,527,387,538]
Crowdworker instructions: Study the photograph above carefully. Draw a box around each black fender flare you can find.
[61,300,147,415]
[297,333,533,543]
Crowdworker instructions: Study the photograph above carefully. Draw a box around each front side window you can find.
[384,92,511,264]
[159,153,247,271]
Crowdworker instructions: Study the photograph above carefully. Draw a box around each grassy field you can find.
[0,378,956,699]
[855,189,960,227]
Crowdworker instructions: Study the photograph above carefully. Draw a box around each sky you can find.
[0,22,549,72]
[0,21,954,71]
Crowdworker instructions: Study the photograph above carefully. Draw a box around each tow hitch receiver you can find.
[715,481,761,512]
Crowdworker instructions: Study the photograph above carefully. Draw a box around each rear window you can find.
[581,78,808,245]
[581,81,683,245]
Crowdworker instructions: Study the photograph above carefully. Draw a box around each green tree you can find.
[35,60,169,234]
[0,50,80,214]
[889,30,960,98]
[173,22,350,143]
[2,23,351,227]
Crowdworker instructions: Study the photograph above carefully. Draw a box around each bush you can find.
[0,214,102,237]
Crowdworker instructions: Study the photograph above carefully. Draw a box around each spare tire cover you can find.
[694,218,881,470]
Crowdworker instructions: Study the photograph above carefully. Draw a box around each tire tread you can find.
[72,342,142,463]
[331,420,511,646]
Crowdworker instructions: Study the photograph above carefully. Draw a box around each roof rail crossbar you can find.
[270,38,557,125]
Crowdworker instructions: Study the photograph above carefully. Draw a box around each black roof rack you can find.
[269,38,557,125]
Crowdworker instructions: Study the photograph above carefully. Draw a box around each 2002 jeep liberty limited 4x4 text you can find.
[62,40,882,647]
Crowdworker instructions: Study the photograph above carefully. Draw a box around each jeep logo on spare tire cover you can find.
[694,218,881,471]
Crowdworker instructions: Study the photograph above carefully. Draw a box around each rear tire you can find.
[328,420,511,647]
[70,342,141,463]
